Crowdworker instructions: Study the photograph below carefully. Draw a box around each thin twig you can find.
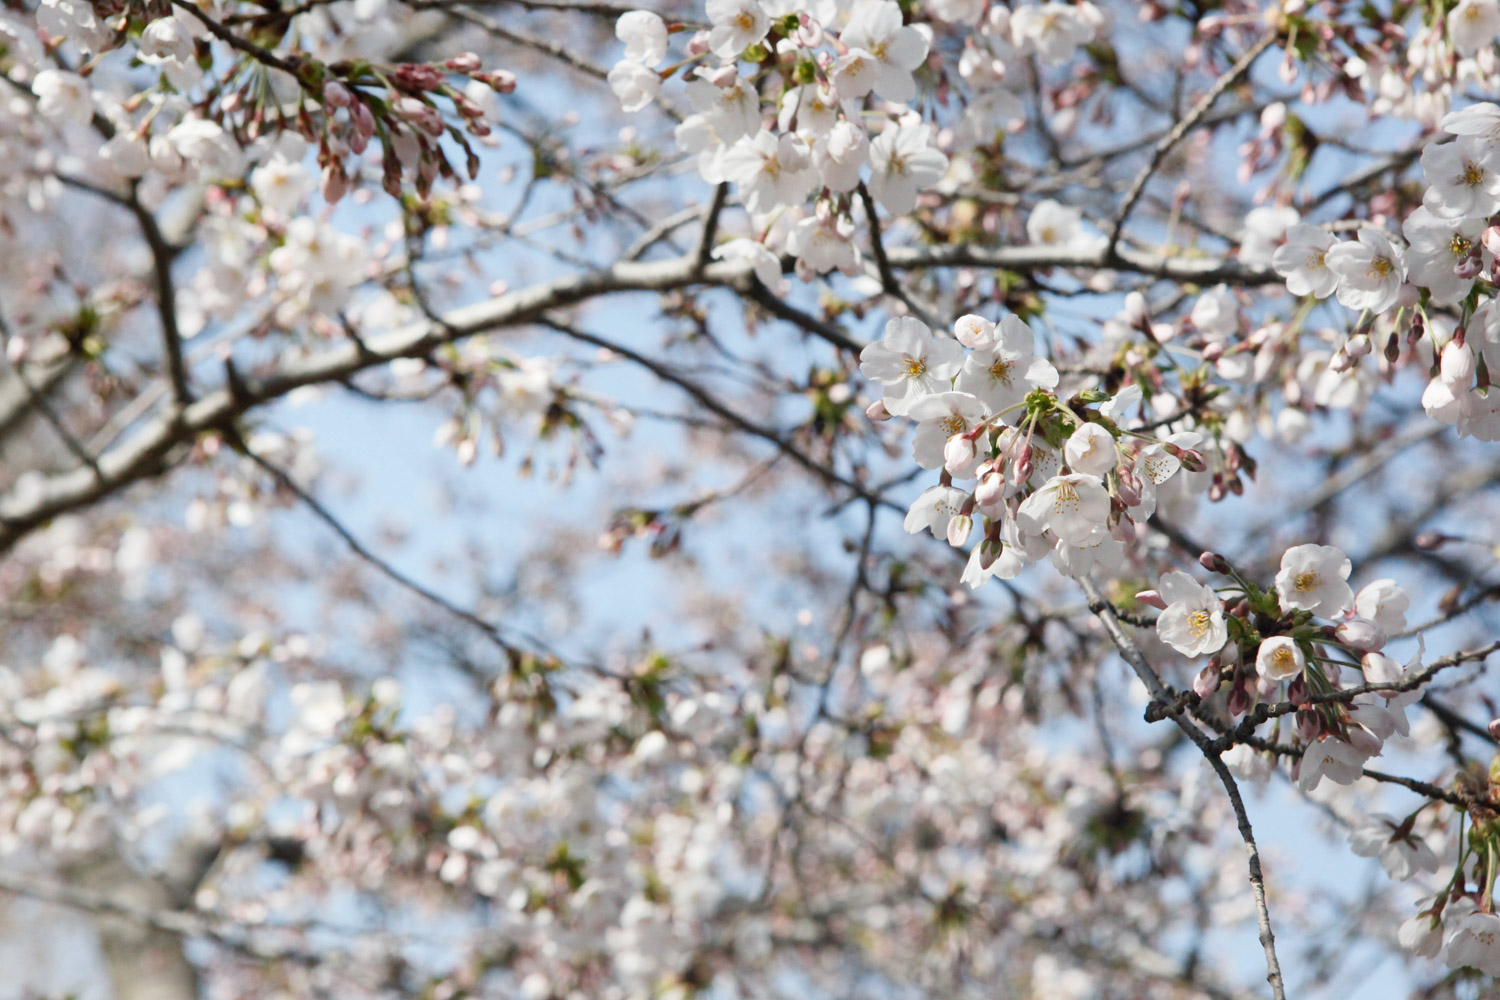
[1104,33,1279,259]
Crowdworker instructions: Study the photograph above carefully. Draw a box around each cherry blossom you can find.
[859,317,965,414]
[1325,228,1407,314]
[1275,544,1354,616]
[1154,571,1227,658]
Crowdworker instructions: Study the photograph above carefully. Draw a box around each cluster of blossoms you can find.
[28,3,515,207]
[610,1,1103,275]
[862,312,1213,587]
[1145,547,1420,795]
[1262,103,1500,440]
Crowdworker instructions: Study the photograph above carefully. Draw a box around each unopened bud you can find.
[1135,589,1167,610]
[975,469,1006,511]
[944,434,978,475]
[1484,225,1500,257]
[1442,340,1476,382]
[1014,445,1033,483]
[865,399,891,422]
[1227,682,1249,718]
[1384,333,1401,364]
[1336,618,1387,652]
[1296,708,1320,742]
[323,80,353,108]
[947,514,973,548]
[1167,443,1207,471]
[1456,255,1483,280]
[1487,718,1500,741]
[1414,530,1448,550]
[1203,341,1224,362]
[1345,333,1371,360]
[1193,663,1222,700]
[1199,551,1230,574]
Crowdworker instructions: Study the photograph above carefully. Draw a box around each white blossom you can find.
[867,124,948,215]
[617,10,669,65]
[706,0,770,58]
[1256,636,1304,682]
[1154,571,1227,658]
[1275,544,1354,616]
[1017,473,1110,546]
[1272,223,1339,298]
[859,317,964,414]
[1326,228,1406,314]
[1349,815,1439,881]
[32,69,94,126]
[838,0,929,103]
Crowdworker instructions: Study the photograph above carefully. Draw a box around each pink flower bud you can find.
[1414,530,1448,550]
[446,52,482,73]
[397,97,446,137]
[1227,682,1249,718]
[1455,254,1483,280]
[394,62,445,91]
[707,64,739,87]
[944,434,978,476]
[1296,708,1319,742]
[1013,446,1033,483]
[323,81,353,108]
[1488,718,1500,741]
[1345,333,1371,360]
[1483,226,1500,257]
[322,164,349,204]
[974,469,1006,511]
[1193,663,1221,700]
[865,399,891,422]
[1135,589,1167,610]
[1168,445,1207,472]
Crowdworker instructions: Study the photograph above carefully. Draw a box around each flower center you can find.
[1451,235,1473,259]
[1188,610,1211,637]
[1306,250,1326,270]
[1052,481,1080,514]
[1294,571,1320,592]
[1368,256,1394,279]
[1464,161,1487,187]
[1272,646,1297,671]
[989,358,1014,384]
[735,11,756,30]
[941,415,966,435]
[902,358,927,378]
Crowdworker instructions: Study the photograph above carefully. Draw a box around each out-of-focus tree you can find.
[5,1,1500,998]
